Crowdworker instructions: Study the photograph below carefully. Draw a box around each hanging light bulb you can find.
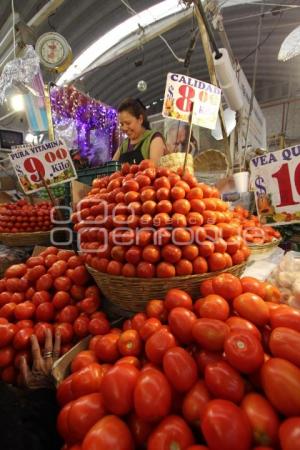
[137,80,147,92]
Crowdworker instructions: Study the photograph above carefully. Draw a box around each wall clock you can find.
[35,32,72,72]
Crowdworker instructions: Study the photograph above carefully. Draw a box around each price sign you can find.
[250,144,300,225]
[9,139,77,194]
[162,73,221,130]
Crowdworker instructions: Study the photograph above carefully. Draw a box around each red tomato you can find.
[146,299,167,322]
[205,361,245,404]
[14,302,36,321]
[116,356,141,369]
[71,363,106,399]
[269,327,300,367]
[134,368,172,422]
[269,306,300,332]
[212,274,243,300]
[5,263,27,278]
[32,290,51,306]
[165,289,192,311]
[54,276,72,292]
[94,333,120,363]
[71,351,98,373]
[0,323,16,347]
[201,399,252,450]
[147,415,195,450]
[118,330,142,357]
[139,318,162,341]
[261,358,300,416]
[13,327,34,350]
[226,316,262,341]
[199,279,215,297]
[145,327,176,364]
[57,393,106,444]
[88,317,110,336]
[36,274,53,291]
[163,347,198,393]
[182,380,211,425]
[224,330,264,374]
[156,262,176,278]
[279,417,300,450]
[101,363,139,415]
[73,315,90,339]
[0,346,15,367]
[192,318,229,351]
[53,291,71,310]
[240,277,266,298]
[168,307,197,345]
[79,297,100,315]
[233,293,269,327]
[195,350,224,375]
[0,302,16,321]
[35,302,55,322]
[194,294,229,321]
[82,415,134,450]
[241,393,280,447]
[26,265,46,282]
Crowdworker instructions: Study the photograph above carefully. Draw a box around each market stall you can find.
[0,0,299,449]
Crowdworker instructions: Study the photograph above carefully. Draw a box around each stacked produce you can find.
[269,252,300,309]
[72,161,250,277]
[233,207,281,244]
[0,199,53,233]
[0,247,110,384]
[56,274,300,450]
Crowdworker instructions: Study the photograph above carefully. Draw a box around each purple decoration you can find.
[50,86,118,165]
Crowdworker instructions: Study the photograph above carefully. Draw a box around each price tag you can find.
[9,139,77,194]
[162,73,221,130]
[250,144,300,225]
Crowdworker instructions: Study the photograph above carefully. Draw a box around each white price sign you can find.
[162,73,221,130]
[250,144,300,225]
[9,139,77,194]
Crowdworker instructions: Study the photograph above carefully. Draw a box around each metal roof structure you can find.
[0,0,299,122]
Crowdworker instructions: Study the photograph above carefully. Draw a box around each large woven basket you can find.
[87,263,247,313]
[0,231,52,247]
[248,240,281,261]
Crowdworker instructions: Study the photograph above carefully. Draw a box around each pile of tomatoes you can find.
[232,207,281,245]
[0,246,110,384]
[0,199,53,233]
[72,160,250,277]
[57,274,300,450]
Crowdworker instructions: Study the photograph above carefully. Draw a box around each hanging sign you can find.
[162,73,221,130]
[250,144,300,225]
[9,139,77,194]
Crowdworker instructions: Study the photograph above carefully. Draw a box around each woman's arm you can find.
[149,136,167,166]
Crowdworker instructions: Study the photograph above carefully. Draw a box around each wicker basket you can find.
[0,231,53,247]
[87,263,247,313]
[248,240,281,261]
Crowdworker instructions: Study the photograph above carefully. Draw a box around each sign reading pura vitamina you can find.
[250,144,300,225]
[9,139,77,194]
[162,73,221,130]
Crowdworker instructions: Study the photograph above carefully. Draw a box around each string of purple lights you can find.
[50,85,118,163]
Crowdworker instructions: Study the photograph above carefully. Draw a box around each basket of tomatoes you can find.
[232,207,281,260]
[72,160,250,312]
[0,200,53,247]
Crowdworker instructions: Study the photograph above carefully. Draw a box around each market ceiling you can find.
[0,0,300,116]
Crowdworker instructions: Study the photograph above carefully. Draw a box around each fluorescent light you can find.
[11,94,24,111]
[57,0,186,85]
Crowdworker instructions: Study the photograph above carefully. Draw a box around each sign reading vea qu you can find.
[250,144,300,225]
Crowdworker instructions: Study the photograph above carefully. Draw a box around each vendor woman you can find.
[113,97,167,166]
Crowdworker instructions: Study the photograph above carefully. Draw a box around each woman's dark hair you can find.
[118,97,150,130]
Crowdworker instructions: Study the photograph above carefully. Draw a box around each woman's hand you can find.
[20,329,61,390]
